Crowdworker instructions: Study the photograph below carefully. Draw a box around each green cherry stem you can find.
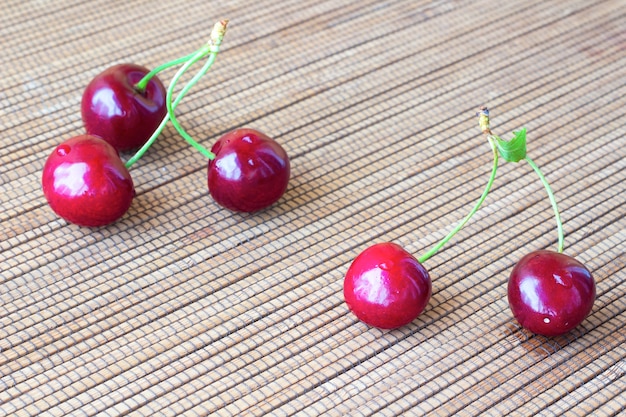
[417,124,499,264]
[524,156,565,253]
[165,50,217,159]
[480,106,565,253]
[125,51,212,169]
[124,20,228,168]
[166,20,228,160]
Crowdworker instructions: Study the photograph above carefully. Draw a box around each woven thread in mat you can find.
[0,0,625,416]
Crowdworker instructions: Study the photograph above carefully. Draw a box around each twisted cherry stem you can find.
[417,117,499,264]
[525,156,565,253]
[165,51,217,160]
[166,20,229,160]
[124,20,228,168]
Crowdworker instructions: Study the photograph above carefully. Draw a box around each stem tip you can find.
[211,20,229,45]
[477,106,491,135]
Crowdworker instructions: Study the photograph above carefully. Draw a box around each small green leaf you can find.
[494,128,527,162]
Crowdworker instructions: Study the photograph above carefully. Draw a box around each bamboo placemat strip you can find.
[3,32,620,324]
[2,74,620,384]
[2,35,620,416]
[2,78,620,404]
[1,0,625,415]
[7,107,616,412]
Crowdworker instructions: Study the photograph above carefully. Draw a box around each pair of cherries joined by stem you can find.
[42,20,290,227]
[344,108,595,336]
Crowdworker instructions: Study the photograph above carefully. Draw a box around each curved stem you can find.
[418,137,499,264]
[134,53,198,93]
[525,156,565,253]
[166,20,228,160]
[125,53,213,168]
[165,51,217,160]
[124,20,228,168]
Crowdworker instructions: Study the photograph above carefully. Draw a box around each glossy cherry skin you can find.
[343,242,432,329]
[81,63,167,151]
[42,135,135,227]
[208,128,290,212]
[508,250,595,337]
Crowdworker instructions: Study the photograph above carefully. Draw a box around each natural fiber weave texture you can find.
[1,0,625,415]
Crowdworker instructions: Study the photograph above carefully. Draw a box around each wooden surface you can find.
[1,0,625,415]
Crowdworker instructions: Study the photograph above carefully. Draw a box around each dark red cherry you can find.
[508,250,595,337]
[343,242,432,329]
[207,128,290,212]
[42,135,135,227]
[81,63,167,151]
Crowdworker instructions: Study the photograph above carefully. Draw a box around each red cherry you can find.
[42,135,135,227]
[207,128,290,212]
[508,250,595,337]
[343,242,432,329]
[81,63,167,151]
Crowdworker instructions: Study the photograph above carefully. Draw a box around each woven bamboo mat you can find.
[1,0,625,415]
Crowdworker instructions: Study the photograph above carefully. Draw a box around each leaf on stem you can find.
[494,128,527,163]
